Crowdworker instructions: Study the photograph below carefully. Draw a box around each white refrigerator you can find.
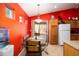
[58,24,70,45]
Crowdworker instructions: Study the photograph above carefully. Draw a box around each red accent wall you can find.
[27,17,31,36]
[0,3,29,56]
[30,8,78,20]
[0,3,79,56]
[76,8,79,17]
[30,8,79,36]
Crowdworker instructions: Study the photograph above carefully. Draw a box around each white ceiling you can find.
[18,3,79,17]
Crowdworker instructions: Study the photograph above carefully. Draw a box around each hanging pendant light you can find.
[35,4,42,23]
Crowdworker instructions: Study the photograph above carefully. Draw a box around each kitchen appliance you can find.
[58,24,70,45]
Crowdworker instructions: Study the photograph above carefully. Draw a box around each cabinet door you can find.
[71,34,78,40]
[51,35,57,44]
[51,26,58,35]
[78,35,79,40]
[64,43,79,56]
[51,26,58,44]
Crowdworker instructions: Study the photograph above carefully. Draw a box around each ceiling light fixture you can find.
[35,4,42,23]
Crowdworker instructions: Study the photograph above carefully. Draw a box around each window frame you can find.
[19,15,23,23]
[5,6,14,19]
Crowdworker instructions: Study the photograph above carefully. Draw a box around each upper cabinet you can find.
[64,20,79,28]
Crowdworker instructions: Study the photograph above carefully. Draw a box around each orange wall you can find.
[0,3,29,56]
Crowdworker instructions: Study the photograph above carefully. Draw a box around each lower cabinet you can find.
[71,34,79,40]
[64,43,79,56]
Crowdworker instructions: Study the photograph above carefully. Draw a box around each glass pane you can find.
[34,24,39,33]
[9,9,13,18]
[6,7,13,19]
[40,24,47,34]
[6,7,9,18]
[19,16,23,23]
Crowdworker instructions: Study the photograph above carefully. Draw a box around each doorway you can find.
[32,20,48,43]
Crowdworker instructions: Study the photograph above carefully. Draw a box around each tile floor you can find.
[25,44,63,56]
[42,44,63,56]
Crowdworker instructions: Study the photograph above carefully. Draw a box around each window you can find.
[19,16,23,23]
[6,7,14,19]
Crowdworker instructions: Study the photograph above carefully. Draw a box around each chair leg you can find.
[43,50,48,55]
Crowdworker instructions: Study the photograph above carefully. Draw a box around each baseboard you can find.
[18,48,26,56]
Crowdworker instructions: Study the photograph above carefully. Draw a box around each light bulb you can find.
[68,17,71,20]
[75,17,78,20]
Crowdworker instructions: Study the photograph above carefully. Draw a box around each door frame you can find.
[31,20,49,41]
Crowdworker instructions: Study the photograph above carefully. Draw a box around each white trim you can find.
[18,48,26,56]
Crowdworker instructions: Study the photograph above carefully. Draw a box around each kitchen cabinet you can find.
[64,20,79,40]
[64,41,79,56]
[49,19,58,44]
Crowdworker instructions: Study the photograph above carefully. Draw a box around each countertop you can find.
[64,40,79,50]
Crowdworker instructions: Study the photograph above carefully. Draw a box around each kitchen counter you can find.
[64,40,79,50]
[64,40,79,56]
